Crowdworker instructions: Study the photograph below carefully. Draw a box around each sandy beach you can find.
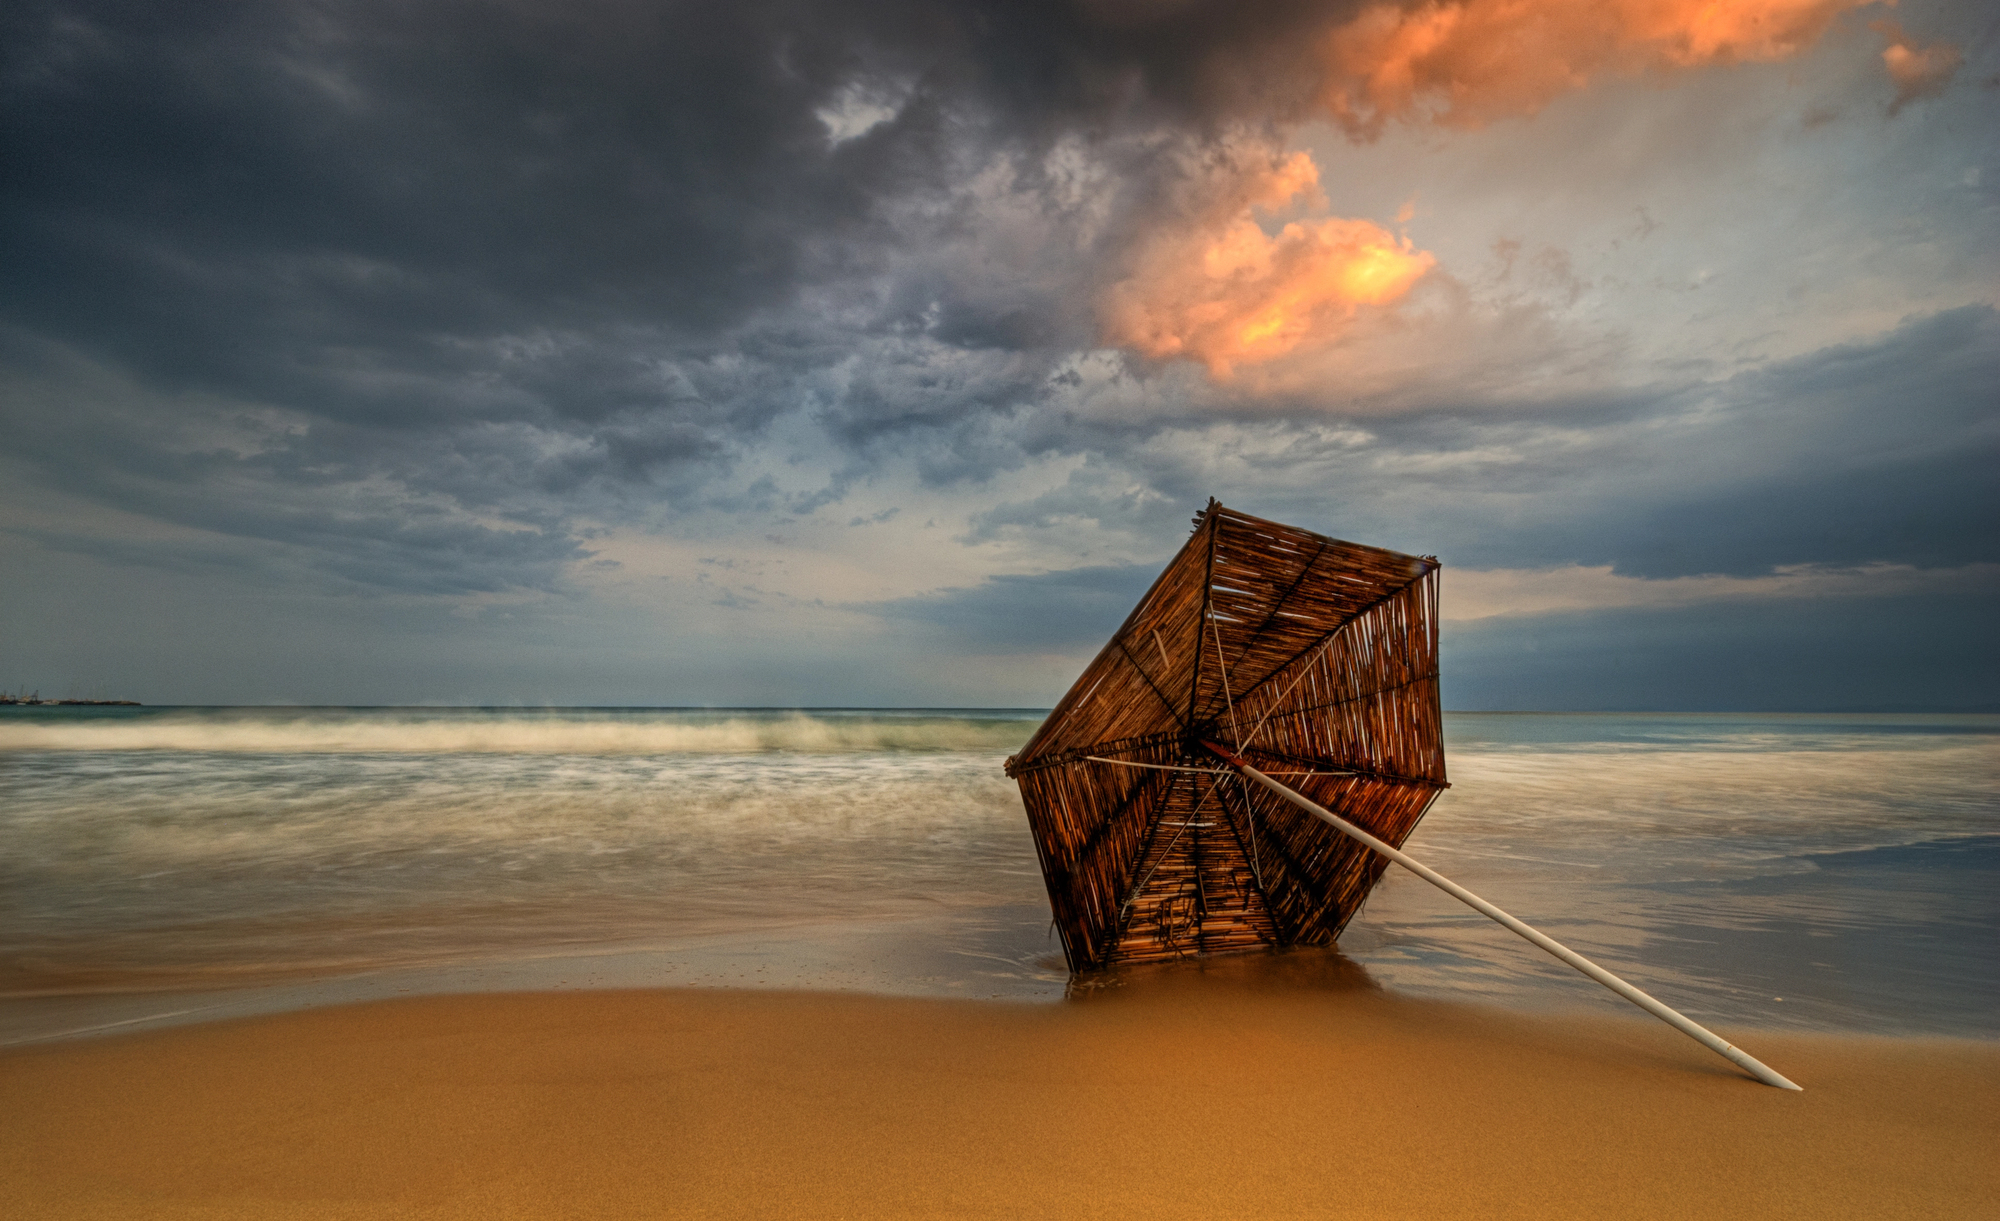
[4,976,1994,1220]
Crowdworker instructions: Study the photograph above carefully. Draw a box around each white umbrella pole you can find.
[1203,742,1802,1091]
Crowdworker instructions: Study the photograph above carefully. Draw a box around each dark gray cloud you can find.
[0,0,1371,591]
[1442,587,2000,712]
[13,515,585,598]
[863,304,1996,707]
[1,0,1343,392]
[865,562,1157,651]
[1408,305,2000,577]
[865,561,2000,712]
[951,305,2000,580]
[2,0,1995,708]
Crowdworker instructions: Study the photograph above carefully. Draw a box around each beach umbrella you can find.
[1008,500,1801,1089]
[1004,500,1446,971]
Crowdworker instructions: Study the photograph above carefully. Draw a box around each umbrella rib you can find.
[1222,772,1328,944]
[1060,765,1170,878]
[1235,579,1437,755]
[1210,774,1300,944]
[1243,669,1442,755]
[1190,773,1207,954]
[1283,670,1437,717]
[1212,770,1261,907]
[1084,757,1228,773]
[1008,729,1185,777]
[1209,537,1327,719]
[1113,637,1189,730]
[1238,742,1446,791]
[1228,567,1434,725]
[1117,771,1218,929]
[1210,606,1241,748]
[1186,508,1218,725]
[1237,643,1331,752]
[1109,771,1184,950]
[1290,833,1384,937]
[1082,756,1364,780]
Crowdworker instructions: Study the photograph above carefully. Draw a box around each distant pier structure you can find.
[0,691,141,706]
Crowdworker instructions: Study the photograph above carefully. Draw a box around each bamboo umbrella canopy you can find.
[1005,500,1445,973]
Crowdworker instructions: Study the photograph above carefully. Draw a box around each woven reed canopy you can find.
[1005,501,1448,972]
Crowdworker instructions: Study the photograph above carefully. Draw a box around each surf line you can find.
[1188,739,1803,1091]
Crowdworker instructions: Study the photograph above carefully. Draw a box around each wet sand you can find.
[3,980,1994,1220]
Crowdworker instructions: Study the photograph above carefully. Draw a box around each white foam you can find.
[0,711,1035,755]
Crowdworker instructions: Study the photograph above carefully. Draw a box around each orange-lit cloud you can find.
[1320,0,1867,138]
[1106,0,1960,379]
[1873,20,1963,114]
[1100,150,1435,376]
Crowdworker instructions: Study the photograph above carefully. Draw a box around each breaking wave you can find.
[0,709,1040,755]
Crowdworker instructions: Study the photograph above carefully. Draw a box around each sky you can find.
[2,0,1995,709]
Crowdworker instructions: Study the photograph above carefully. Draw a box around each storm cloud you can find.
[2,0,1994,706]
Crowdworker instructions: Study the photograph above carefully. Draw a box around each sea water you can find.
[1,707,1993,1043]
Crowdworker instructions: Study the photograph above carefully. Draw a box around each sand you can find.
[3,977,1994,1220]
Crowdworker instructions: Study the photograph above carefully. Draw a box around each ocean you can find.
[2,706,1994,1044]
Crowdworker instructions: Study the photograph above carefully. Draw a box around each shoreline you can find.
[4,981,1994,1219]
[5,924,1995,1050]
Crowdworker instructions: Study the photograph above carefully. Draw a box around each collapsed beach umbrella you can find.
[1004,500,1446,970]
[1007,501,1800,1089]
